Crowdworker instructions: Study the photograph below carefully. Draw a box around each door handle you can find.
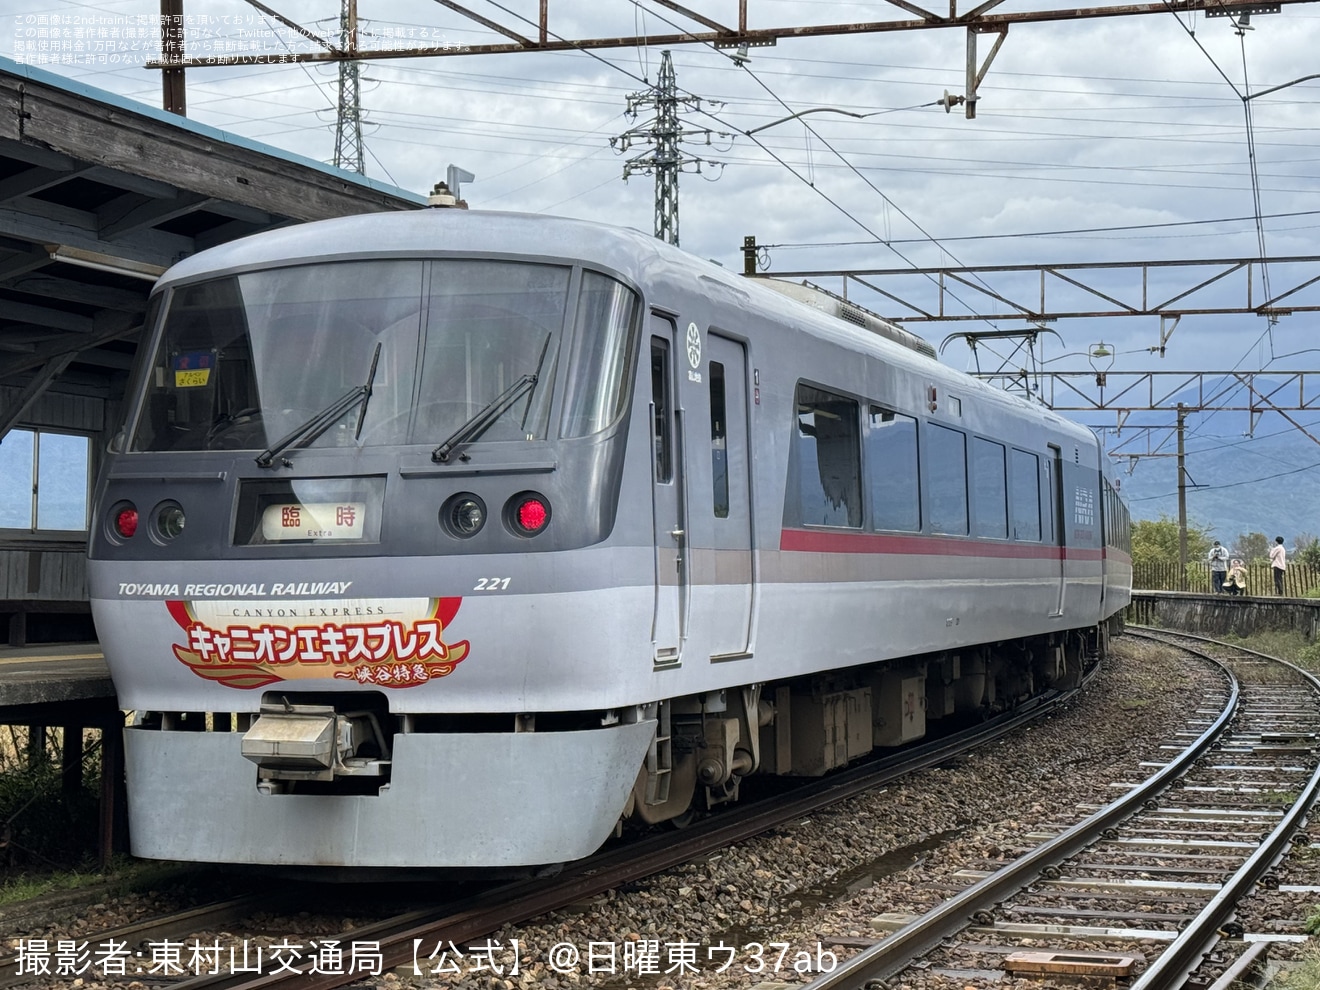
[670,529,685,539]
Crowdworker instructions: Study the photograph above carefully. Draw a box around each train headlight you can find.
[507,492,550,536]
[111,502,139,540]
[153,501,186,541]
[441,493,486,538]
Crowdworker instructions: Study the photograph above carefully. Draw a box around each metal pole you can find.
[1176,402,1188,590]
[655,52,679,245]
[160,0,186,115]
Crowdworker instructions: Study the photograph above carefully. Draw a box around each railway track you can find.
[4,674,1094,989]
[173,686,1086,990]
[803,628,1320,990]
[0,893,279,989]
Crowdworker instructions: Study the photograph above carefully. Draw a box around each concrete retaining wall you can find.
[1127,591,1320,641]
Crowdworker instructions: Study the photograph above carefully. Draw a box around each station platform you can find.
[0,642,118,723]
[1127,590,1320,641]
[0,642,124,862]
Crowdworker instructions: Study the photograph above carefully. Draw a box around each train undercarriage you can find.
[624,621,1116,828]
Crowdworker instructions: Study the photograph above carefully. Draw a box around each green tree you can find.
[1132,514,1211,569]
[1296,534,1320,569]
[1233,532,1270,564]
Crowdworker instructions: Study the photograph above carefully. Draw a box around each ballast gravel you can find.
[360,636,1255,990]
[11,635,1319,990]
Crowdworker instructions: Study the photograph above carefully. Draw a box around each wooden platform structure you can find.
[0,56,425,645]
[0,641,120,861]
[0,61,431,862]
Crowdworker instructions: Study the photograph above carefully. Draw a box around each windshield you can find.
[132,260,424,452]
[131,259,574,453]
[414,261,569,446]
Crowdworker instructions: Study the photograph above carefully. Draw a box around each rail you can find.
[799,627,1320,990]
[169,676,1095,989]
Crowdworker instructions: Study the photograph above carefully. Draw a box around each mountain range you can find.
[1106,418,1320,548]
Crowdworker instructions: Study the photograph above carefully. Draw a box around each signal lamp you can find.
[508,493,550,536]
[442,494,486,538]
[114,504,139,539]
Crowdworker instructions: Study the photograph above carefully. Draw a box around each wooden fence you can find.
[1134,560,1320,597]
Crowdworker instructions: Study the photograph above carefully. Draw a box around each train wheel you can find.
[628,750,698,826]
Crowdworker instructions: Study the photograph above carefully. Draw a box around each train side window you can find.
[926,424,968,535]
[866,405,920,532]
[651,338,673,483]
[561,272,639,438]
[1010,449,1042,541]
[710,361,729,518]
[796,384,862,528]
[972,438,1008,539]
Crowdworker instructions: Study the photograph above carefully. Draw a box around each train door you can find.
[650,315,687,662]
[1047,444,1066,615]
[1098,478,1109,613]
[697,333,753,657]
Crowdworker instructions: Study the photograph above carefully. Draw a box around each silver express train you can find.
[89,210,1131,869]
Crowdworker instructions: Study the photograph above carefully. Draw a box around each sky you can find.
[5,0,1320,521]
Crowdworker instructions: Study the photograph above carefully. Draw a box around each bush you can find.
[1276,944,1320,990]
[0,729,103,872]
[1297,535,1320,569]
[1300,640,1320,668]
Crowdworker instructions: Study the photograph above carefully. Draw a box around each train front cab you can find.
[92,249,676,869]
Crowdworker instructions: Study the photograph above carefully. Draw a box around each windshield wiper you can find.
[432,374,538,464]
[255,342,381,469]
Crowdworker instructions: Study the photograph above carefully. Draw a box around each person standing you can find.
[1270,536,1287,595]
[1208,540,1229,593]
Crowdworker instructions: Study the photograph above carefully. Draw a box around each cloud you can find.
[10,0,1319,429]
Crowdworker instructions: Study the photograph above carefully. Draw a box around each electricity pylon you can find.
[332,0,365,174]
[610,51,725,246]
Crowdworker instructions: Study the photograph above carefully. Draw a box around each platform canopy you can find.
[0,57,425,434]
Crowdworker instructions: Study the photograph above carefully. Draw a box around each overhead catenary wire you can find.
[764,210,1320,249]
[1128,456,1320,501]
[29,6,1318,314]
[1140,2,1297,466]
[25,0,1320,521]
[52,29,1312,220]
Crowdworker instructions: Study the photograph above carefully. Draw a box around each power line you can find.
[470,0,977,290]
[764,210,1320,250]
[1128,456,1320,500]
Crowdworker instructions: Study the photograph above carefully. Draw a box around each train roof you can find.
[153,209,1098,451]
[153,209,667,286]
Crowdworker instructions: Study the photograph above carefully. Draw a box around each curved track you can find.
[801,628,1320,990]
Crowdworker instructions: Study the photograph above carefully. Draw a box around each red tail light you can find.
[509,493,550,536]
[115,506,139,538]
